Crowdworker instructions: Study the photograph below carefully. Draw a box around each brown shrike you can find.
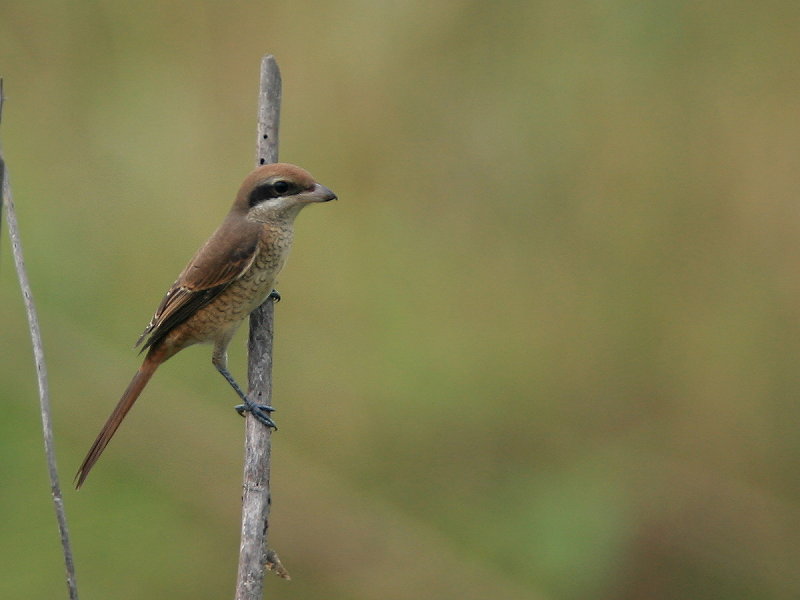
[75,163,335,488]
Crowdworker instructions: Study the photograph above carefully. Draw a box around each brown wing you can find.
[136,218,260,351]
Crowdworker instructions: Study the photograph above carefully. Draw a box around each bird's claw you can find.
[235,401,278,429]
[268,289,281,303]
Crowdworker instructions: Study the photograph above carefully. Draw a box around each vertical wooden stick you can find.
[0,79,80,599]
[234,55,282,600]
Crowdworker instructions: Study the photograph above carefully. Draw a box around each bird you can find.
[75,162,336,488]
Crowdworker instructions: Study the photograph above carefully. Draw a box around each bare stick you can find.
[0,79,80,600]
[235,55,285,600]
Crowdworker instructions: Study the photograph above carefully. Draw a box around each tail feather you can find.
[75,356,160,488]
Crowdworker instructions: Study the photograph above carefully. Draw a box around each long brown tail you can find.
[75,354,161,488]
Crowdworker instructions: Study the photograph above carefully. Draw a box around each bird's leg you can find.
[267,289,281,302]
[212,349,277,430]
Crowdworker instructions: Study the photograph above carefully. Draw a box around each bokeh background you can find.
[2,1,800,598]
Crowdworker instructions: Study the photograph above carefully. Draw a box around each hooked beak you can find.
[309,183,337,202]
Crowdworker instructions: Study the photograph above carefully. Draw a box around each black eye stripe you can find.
[247,180,295,207]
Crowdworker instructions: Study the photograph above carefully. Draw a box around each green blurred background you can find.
[3,1,800,598]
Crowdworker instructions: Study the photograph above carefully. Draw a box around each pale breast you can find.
[222,223,294,316]
[168,224,295,347]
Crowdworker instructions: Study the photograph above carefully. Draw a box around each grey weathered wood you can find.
[0,78,80,600]
[234,55,283,600]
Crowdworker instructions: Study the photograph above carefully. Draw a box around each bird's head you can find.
[235,162,336,223]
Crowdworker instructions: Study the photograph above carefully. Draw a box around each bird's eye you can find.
[273,180,290,195]
[247,179,295,207]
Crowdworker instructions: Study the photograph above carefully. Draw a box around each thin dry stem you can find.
[234,54,284,600]
[0,78,80,600]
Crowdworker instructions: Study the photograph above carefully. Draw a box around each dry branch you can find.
[234,54,286,600]
[0,78,80,600]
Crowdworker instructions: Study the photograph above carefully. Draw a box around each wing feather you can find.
[136,218,260,351]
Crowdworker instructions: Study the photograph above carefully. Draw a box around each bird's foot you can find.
[268,289,281,303]
[235,401,277,429]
